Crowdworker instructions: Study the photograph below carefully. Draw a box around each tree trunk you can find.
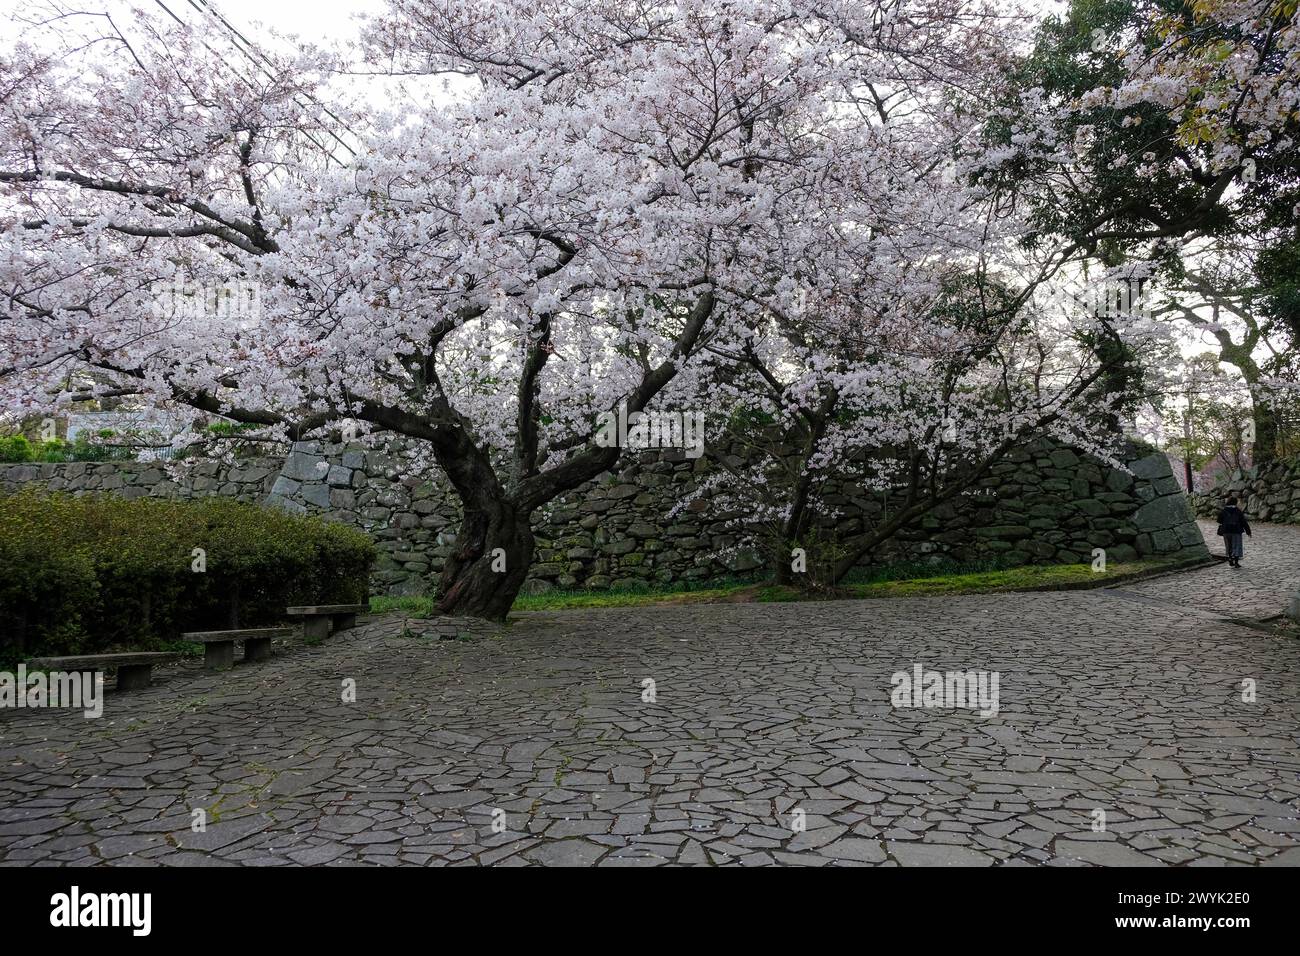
[383,288,714,623]
[770,400,832,587]
[406,411,542,621]
[774,492,814,586]
[436,499,535,621]
[1251,400,1278,467]
[1216,332,1274,466]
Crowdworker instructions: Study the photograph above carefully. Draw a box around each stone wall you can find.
[0,458,279,502]
[0,437,1208,596]
[1191,458,1300,524]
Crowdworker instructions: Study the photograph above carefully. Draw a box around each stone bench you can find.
[182,628,293,671]
[26,652,180,691]
[286,604,369,640]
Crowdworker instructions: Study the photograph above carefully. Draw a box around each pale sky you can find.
[0,1,384,62]
[150,0,383,46]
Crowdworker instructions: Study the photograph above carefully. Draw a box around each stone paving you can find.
[2,522,1299,867]
[1115,519,1300,621]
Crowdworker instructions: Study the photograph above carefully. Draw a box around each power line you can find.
[151,0,353,167]
[190,0,360,158]
[204,0,440,124]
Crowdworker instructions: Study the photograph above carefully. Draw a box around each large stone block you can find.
[281,445,327,481]
[270,475,301,498]
[1107,543,1138,563]
[1129,452,1173,481]
[1150,528,1182,553]
[1133,493,1195,532]
[973,525,1033,539]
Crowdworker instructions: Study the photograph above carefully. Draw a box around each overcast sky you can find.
[149,0,384,47]
[0,1,384,56]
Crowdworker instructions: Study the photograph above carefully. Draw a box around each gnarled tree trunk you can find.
[426,290,715,621]
[422,421,537,622]
[437,498,535,621]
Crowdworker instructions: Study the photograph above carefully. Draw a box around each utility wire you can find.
[151,0,352,167]
[191,0,361,158]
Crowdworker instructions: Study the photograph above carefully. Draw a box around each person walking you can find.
[1217,496,1252,568]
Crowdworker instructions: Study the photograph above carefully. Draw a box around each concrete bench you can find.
[26,652,180,691]
[286,604,369,640]
[182,628,293,671]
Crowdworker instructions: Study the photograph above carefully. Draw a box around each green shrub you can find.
[0,435,35,462]
[0,432,138,462]
[0,489,375,663]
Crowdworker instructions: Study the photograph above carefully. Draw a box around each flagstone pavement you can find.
[2,519,1298,867]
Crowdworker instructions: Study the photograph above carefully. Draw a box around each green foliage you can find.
[986,1,1201,254]
[928,272,1023,339]
[203,421,260,436]
[0,490,375,663]
[725,405,777,431]
[984,0,1297,260]
[0,435,36,462]
[0,432,137,462]
[1257,236,1300,345]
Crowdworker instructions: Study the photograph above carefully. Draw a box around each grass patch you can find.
[512,573,766,611]
[370,595,435,618]
[838,554,1023,585]
[366,558,1188,616]
[370,576,763,615]
[757,559,1171,602]
[512,585,742,611]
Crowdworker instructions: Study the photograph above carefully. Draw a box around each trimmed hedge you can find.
[0,489,375,662]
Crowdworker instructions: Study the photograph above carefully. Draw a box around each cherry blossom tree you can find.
[644,2,1195,588]
[7,2,1291,619]
[676,246,1179,587]
[1,1,1038,619]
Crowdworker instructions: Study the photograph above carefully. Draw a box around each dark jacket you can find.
[1217,506,1251,536]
